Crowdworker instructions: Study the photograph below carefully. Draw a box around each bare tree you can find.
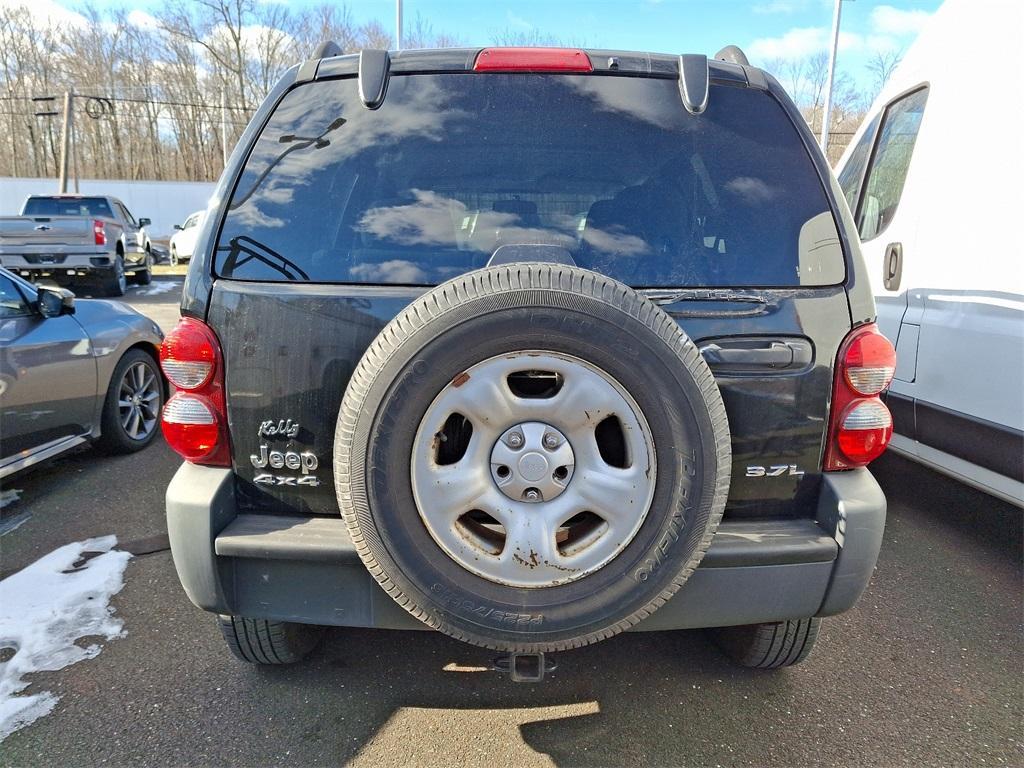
[866,49,902,100]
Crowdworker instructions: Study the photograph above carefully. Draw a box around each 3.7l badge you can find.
[746,464,805,477]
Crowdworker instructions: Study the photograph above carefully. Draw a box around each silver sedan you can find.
[0,267,166,478]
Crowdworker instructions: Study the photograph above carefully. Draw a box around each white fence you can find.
[0,177,217,240]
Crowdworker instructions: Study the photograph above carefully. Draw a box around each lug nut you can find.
[507,432,524,448]
[543,433,560,449]
[524,489,540,502]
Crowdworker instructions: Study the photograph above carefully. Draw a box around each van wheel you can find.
[169,245,179,267]
[708,617,821,668]
[217,615,324,664]
[101,254,127,297]
[131,249,153,286]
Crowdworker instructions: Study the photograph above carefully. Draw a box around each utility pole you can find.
[221,87,229,167]
[820,0,846,157]
[58,91,73,194]
[395,0,403,50]
[72,103,80,193]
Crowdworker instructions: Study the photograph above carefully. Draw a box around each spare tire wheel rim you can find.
[411,350,656,588]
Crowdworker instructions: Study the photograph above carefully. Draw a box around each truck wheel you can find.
[217,615,324,664]
[131,249,153,286]
[101,254,127,297]
[335,264,731,653]
[708,618,821,669]
[95,349,163,454]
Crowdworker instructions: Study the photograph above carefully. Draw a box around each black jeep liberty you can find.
[160,45,894,677]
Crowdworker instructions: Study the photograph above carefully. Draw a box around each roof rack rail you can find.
[678,54,708,115]
[358,49,391,109]
[714,45,750,67]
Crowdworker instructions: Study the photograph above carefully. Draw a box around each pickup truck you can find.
[0,194,154,297]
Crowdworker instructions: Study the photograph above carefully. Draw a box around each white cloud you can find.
[127,9,160,31]
[864,34,900,54]
[506,11,533,31]
[871,5,932,36]
[752,0,805,14]
[748,26,863,62]
[0,0,86,28]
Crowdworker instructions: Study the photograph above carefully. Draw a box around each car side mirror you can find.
[138,217,151,227]
[37,286,75,318]
[173,224,183,230]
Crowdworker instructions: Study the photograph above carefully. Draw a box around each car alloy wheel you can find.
[118,360,160,440]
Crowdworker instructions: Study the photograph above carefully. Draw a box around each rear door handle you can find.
[699,339,813,371]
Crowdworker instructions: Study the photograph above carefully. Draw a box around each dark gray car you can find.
[0,267,165,478]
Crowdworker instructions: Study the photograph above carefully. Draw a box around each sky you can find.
[37,0,943,90]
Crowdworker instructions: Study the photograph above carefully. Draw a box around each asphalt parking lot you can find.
[1,279,1021,767]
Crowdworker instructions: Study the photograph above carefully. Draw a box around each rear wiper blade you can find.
[641,288,769,305]
[641,289,771,318]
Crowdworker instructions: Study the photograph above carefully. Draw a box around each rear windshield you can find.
[216,73,844,287]
[23,197,113,219]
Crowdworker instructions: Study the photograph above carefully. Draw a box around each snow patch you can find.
[133,280,176,296]
[0,536,132,742]
[0,489,21,510]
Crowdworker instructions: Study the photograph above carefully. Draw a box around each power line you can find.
[2,92,252,112]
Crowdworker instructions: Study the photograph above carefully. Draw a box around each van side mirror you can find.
[37,286,76,317]
[138,217,151,227]
[173,224,183,231]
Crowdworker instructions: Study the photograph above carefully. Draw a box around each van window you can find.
[855,87,928,241]
[216,73,844,288]
[837,113,879,215]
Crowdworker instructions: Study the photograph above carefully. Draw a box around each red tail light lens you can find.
[159,318,230,466]
[824,323,896,470]
[836,400,893,465]
[474,48,593,72]
[160,318,217,390]
[93,220,106,246]
[844,330,896,394]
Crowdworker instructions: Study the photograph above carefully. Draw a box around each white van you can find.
[835,0,1023,506]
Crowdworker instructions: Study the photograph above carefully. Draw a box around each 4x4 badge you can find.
[250,429,320,488]
[746,464,805,477]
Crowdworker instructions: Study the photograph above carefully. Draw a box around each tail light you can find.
[474,48,593,72]
[824,323,896,470]
[93,220,107,246]
[159,317,231,466]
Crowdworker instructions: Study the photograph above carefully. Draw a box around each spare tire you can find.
[335,264,730,652]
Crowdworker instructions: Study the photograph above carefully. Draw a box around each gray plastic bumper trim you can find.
[166,463,885,630]
[815,468,887,616]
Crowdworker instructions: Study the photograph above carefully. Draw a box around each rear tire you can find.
[709,617,821,669]
[217,615,324,664]
[101,254,127,297]
[131,249,153,285]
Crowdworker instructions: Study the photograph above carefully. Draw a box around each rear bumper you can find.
[1,251,119,279]
[166,465,886,631]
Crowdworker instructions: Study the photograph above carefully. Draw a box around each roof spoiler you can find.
[358,49,391,109]
[678,54,708,115]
